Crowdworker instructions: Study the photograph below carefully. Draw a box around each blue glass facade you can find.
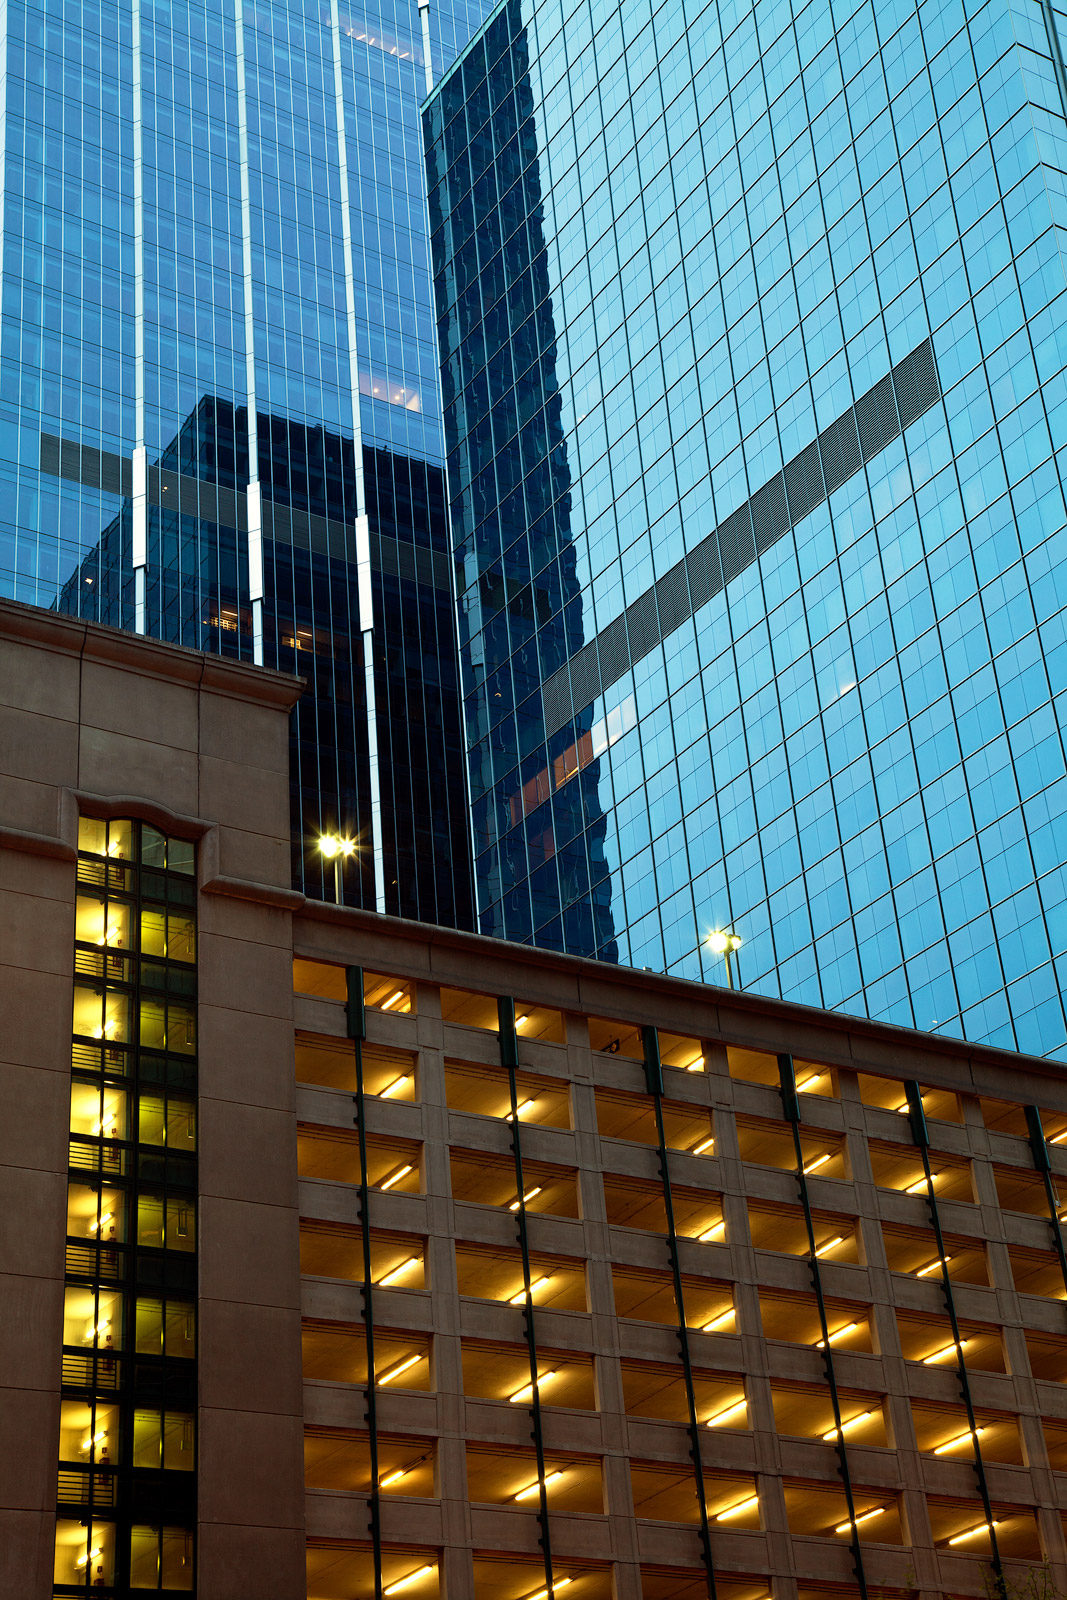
[427,0,1067,1055]
[0,0,488,921]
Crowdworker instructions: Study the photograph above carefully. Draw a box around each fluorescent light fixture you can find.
[506,1098,536,1122]
[509,1275,551,1304]
[378,1353,422,1384]
[377,1257,420,1287]
[75,1549,102,1568]
[715,1493,758,1521]
[701,1308,735,1333]
[803,1153,831,1174]
[814,1234,845,1257]
[823,1410,875,1439]
[515,1014,529,1027]
[509,1370,557,1404]
[380,1075,412,1099]
[514,1469,565,1501]
[922,1338,969,1365]
[1050,1130,1067,1145]
[835,1508,884,1533]
[796,1073,823,1092]
[380,1163,414,1191]
[934,1427,985,1455]
[524,1579,572,1600]
[948,1521,998,1546]
[509,1186,542,1211]
[686,1056,705,1072]
[904,1174,934,1194]
[697,1219,726,1242]
[690,1136,715,1156]
[815,1321,859,1349]
[705,1397,747,1427]
[380,989,406,1011]
[384,1564,436,1594]
[916,1255,948,1277]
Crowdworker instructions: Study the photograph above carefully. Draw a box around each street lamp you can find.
[318,834,356,903]
[707,929,742,989]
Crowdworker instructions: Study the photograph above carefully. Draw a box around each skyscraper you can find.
[0,0,488,922]
[426,0,1067,1056]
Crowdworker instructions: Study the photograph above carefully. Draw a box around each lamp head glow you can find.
[383,1564,436,1595]
[708,929,742,954]
[318,834,356,859]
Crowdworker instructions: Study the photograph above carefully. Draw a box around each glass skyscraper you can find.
[426,0,1067,1056]
[0,0,488,921]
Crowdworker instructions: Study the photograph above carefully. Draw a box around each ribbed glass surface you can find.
[0,0,488,922]
[427,0,1067,1054]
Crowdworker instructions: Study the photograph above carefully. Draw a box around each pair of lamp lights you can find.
[318,834,356,860]
[707,929,742,988]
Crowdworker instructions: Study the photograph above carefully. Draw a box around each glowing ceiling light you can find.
[701,1308,735,1333]
[822,1410,875,1439]
[509,1275,551,1304]
[384,1564,436,1594]
[377,1257,420,1287]
[509,1186,542,1211]
[815,1321,859,1349]
[509,1370,558,1404]
[380,1075,412,1099]
[378,1353,422,1384]
[514,1469,565,1501]
[697,1219,726,1242]
[814,1235,845,1257]
[690,1136,715,1156]
[705,1397,747,1428]
[947,1521,999,1546]
[715,1493,758,1521]
[922,1338,969,1365]
[834,1508,885,1534]
[803,1153,832,1174]
[933,1427,985,1455]
[379,1164,414,1192]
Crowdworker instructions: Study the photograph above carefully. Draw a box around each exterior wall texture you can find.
[7,603,1067,1600]
[425,0,1067,1055]
[0,0,489,922]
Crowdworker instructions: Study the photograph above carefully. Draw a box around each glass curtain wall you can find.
[427,0,1067,1055]
[0,0,488,921]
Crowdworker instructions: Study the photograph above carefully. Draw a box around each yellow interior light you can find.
[508,1370,558,1404]
[378,1353,422,1385]
[922,1338,969,1365]
[379,1164,414,1192]
[377,1257,420,1287]
[380,1075,412,1099]
[803,1153,832,1174]
[815,1321,859,1348]
[916,1255,949,1277]
[509,1186,542,1211]
[690,1135,715,1156]
[384,1564,436,1594]
[701,1308,735,1333]
[697,1218,726,1242]
[509,1275,551,1304]
[822,1410,875,1439]
[834,1507,884,1534]
[514,1469,565,1501]
[380,989,406,1011]
[814,1234,845,1257]
[705,1397,747,1427]
[715,1493,758,1521]
[933,1426,985,1455]
[947,1520,998,1546]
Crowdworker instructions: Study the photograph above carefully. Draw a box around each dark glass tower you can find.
[427,0,1067,1055]
[0,0,489,922]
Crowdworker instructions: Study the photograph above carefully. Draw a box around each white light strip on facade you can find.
[233,0,264,665]
[331,0,386,912]
[131,0,147,632]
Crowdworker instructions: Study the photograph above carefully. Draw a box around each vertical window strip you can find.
[642,1026,718,1600]
[902,1080,1005,1598]
[346,966,384,1600]
[498,995,554,1598]
[777,1053,870,1600]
